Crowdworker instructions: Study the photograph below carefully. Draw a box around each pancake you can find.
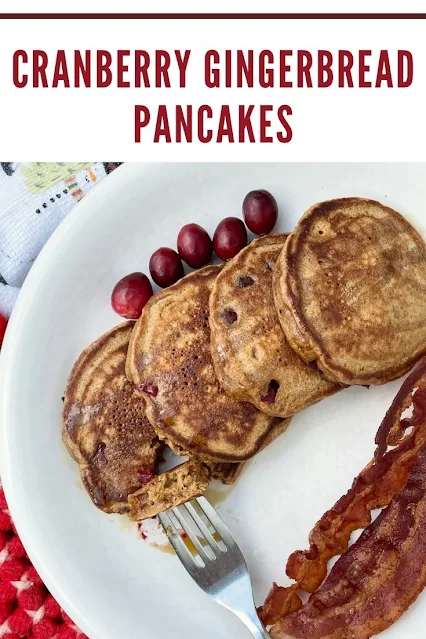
[209,235,340,417]
[128,460,210,521]
[63,322,162,514]
[274,198,426,385]
[207,414,293,484]
[208,461,245,485]
[126,266,288,463]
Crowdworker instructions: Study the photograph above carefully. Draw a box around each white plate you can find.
[1,163,426,639]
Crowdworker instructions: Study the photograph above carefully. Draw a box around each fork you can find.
[158,496,270,639]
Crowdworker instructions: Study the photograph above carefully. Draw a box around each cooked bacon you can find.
[271,440,426,639]
[258,584,302,626]
[375,356,426,457]
[285,432,421,592]
[263,357,426,629]
[285,356,426,593]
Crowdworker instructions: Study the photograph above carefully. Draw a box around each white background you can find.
[0,14,424,160]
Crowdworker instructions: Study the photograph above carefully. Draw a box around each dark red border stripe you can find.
[0,13,425,19]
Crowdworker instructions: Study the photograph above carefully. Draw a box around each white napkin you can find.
[0,162,121,318]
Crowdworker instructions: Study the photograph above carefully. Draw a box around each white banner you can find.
[0,16,424,161]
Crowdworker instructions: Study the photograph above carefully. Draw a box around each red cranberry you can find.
[137,470,154,485]
[149,248,184,288]
[111,272,153,320]
[177,223,212,268]
[243,190,278,235]
[0,314,7,349]
[137,382,158,397]
[213,217,248,261]
[261,380,280,404]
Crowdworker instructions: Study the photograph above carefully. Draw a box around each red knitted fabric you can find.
[0,489,87,639]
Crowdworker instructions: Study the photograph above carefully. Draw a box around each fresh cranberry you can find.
[243,190,278,235]
[213,217,248,261]
[137,470,154,485]
[177,223,212,268]
[149,247,184,288]
[111,272,153,320]
[0,314,7,349]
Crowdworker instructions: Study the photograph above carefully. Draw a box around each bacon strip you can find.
[258,584,302,627]
[261,357,426,629]
[375,356,426,457]
[285,356,426,593]
[271,440,426,639]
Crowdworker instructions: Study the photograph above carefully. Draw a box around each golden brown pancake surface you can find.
[126,266,286,462]
[275,198,426,385]
[63,322,162,514]
[209,235,340,416]
[128,460,210,521]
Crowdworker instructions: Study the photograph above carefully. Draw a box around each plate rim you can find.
[0,162,148,638]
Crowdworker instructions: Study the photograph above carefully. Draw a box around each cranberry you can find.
[243,190,278,235]
[261,380,280,404]
[177,223,212,268]
[93,442,107,461]
[149,247,184,288]
[137,382,158,397]
[237,276,254,288]
[111,272,153,320]
[0,314,7,349]
[137,470,154,485]
[222,309,238,325]
[213,217,248,261]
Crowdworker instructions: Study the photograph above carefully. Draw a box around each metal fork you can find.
[158,496,270,639]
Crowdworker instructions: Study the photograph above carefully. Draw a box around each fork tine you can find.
[196,497,238,551]
[171,507,213,562]
[184,502,221,552]
[158,511,199,569]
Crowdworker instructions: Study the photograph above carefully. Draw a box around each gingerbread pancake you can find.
[210,235,340,417]
[126,266,288,463]
[63,323,162,514]
[274,198,426,385]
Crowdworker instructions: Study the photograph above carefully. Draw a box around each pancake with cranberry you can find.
[126,266,289,463]
[274,198,426,385]
[209,235,340,417]
[128,459,210,521]
[63,322,162,514]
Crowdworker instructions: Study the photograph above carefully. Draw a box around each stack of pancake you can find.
[63,197,426,521]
